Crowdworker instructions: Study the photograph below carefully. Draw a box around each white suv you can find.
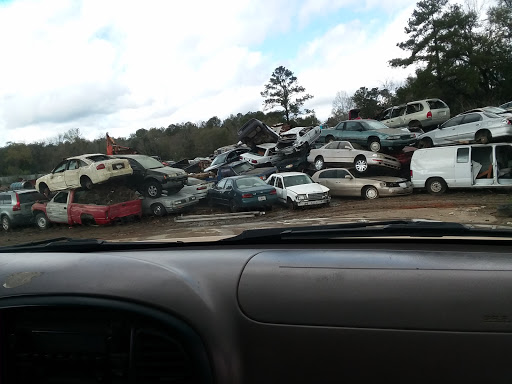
[379,98,450,132]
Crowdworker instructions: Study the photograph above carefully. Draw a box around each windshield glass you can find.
[0,0,511,246]
[235,177,267,190]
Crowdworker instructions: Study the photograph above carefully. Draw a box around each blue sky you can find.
[0,0,421,146]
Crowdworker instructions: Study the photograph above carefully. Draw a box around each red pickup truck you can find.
[32,187,142,229]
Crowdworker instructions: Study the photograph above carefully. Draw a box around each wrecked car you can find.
[266,172,330,209]
[32,185,141,229]
[275,152,310,173]
[312,168,412,200]
[240,143,284,167]
[204,147,250,173]
[36,154,132,195]
[113,154,187,198]
[238,118,279,147]
[181,177,215,200]
[216,160,277,181]
[142,190,199,216]
[276,125,322,154]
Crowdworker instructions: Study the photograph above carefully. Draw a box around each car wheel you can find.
[1,215,11,231]
[325,136,334,143]
[426,177,447,195]
[354,156,368,174]
[80,176,93,190]
[145,181,162,198]
[418,137,433,149]
[362,186,379,200]
[476,130,491,144]
[151,203,166,217]
[314,157,325,171]
[287,198,297,210]
[368,139,381,152]
[35,212,49,230]
[229,199,238,213]
[39,183,50,196]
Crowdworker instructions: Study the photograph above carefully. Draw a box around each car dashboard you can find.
[0,239,512,383]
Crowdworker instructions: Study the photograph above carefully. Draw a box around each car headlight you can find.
[386,135,401,140]
[323,192,329,198]
[296,194,306,201]
[372,153,384,158]
[285,164,293,169]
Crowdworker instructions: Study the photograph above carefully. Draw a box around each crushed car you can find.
[181,177,215,200]
[36,154,132,195]
[276,125,321,154]
[240,143,284,167]
[204,147,250,173]
[311,168,412,200]
[216,160,277,182]
[266,172,330,209]
[238,118,279,147]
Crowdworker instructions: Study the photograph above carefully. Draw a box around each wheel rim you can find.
[2,217,8,230]
[148,185,158,197]
[37,216,46,228]
[366,187,378,199]
[369,141,380,152]
[314,159,323,170]
[430,181,442,193]
[153,204,163,216]
[355,159,367,172]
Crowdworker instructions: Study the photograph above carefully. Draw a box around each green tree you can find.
[260,66,314,124]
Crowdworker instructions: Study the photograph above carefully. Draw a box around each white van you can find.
[411,143,512,194]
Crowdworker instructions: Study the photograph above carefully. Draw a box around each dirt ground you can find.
[2,188,512,246]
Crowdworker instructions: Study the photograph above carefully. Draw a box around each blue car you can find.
[207,176,278,212]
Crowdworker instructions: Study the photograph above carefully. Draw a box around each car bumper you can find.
[381,139,417,149]
[296,197,330,207]
[489,126,512,139]
[368,159,401,170]
[379,185,413,196]
[163,198,199,213]
[240,194,278,208]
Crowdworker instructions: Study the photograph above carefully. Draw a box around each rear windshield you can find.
[86,155,110,162]
[232,162,253,173]
[19,191,47,204]
[426,99,448,109]
[235,177,267,190]
[364,120,389,130]
[484,112,502,119]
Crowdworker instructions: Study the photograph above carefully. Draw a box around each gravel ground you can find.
[1,188,512,246]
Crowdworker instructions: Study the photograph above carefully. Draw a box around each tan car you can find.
[36,154,132,194]
[379,98,450,131]
[311,167,413,200]
[307,141,401,174]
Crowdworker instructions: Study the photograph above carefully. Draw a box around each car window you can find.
[441,116,464,128]
[283,174,313,187]
[462,113,482,124]
[275,178,283,189]
[0,194,11,204]
[211,152,228,166]
[67,159,80,170]
[267,176,275,185]
[19,192,46,204]
[364,120,389,130]
[391,107,405,118]
[345,122,363,131]
[406,103,423,114]
[381,108,392,120]
[53,192,68,204]
[86,155,110,162]
[217,179,227,189]
[426,99,448,109]
[336,169,350,178]
[483,112,502,119]
[325,142,339,150]
[319,170,337,178]
[235,178,266,189]
[232,162,253,173]
[52,161,68,173]
[334,122,344,130]
[457,148,470,163]
[225,179,233,189]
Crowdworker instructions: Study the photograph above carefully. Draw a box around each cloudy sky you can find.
[0,0,421,147]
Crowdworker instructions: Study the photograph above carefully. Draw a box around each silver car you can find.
[0,189,47,230]
[312,168,413,200]
[417,111,512,148]
[307,141,401,174]
[142,190,199,216]
[379,98,450,131]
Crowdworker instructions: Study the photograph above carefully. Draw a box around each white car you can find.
[36,154,132,194]
[276,125,322,154]
[266,172,330,209]
[240,143,284,167]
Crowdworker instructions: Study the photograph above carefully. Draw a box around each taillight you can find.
[507,119,512,125]
[96,164,106,170]
[251,160,257,164]
[410,170,413,177]
[426,111,432,119]
[12,193,21,211]
[270,189,277,195]
[197,186,207,190]
[242,193,253,198]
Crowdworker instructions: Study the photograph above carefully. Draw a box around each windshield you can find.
[235,177,267,190]
[0,0,511,247]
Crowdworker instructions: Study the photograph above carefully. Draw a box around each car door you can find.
[433,115,465,145]
[343,121,367,146]
[210,179,226,205]
[48,160,68,191]
[402,103,423,126]
[45,191,70,223]
[454,147,472,186]
[457,113,484,142]
[221,179,235,205]
[335,142,356,166]
[64,159,81,188]
[383,107,405,128]
[273,176,286,203]
[316,169,338,193]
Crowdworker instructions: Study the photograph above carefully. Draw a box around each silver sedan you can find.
[311,168,412,200]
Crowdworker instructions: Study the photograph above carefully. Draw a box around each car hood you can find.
[287,183,329,194]
[150,166,187,176]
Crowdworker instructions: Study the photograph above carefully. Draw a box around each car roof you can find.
[280,172,309,177]
[281,126,311,134]
[67,153,107,160]
[254,143,278,149]
[223,175,262,180]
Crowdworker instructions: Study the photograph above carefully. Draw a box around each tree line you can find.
[0,0,510,177]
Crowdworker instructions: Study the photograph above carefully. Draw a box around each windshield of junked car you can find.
[365,121,389,130]
[232,162,253,173]
[283,175,313,187]
[133,156,165,169]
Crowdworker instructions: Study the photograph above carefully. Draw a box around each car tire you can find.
[1,215,11,231]
[418,137,433,149]
[368,139,381,152]
[426,177,447,195]
[362,186,379,200]
[314,157,325,171]
[35,212,49,230]
[476,130,491,144]
[287,198,297,210]
[354,156,368,174]
[325,136,334,143]
[80,176,93,190]
[151,203,166,217]
[39,183,50,196]
[229,199,238,213]
[145,181,162,198]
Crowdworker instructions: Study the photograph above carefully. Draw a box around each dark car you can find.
[0,189,47,231]
[113,154,188,198]
[204,147,250,173]
[216,160,277,182]
[237,118,279,147]
[275,153,310,173]
[207,176,277,212]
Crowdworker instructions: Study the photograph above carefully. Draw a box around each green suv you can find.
[0,189,47,231]
[319,119,419,152]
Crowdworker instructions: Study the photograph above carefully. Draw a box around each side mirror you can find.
[345,175,352,179]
